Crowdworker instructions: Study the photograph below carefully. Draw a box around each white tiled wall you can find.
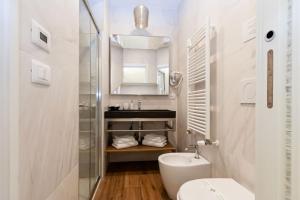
[18,0,79,199]
[46,165,79,200]
[176,0,256,192]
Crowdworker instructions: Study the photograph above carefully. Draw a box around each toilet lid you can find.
[177,179,255,200]
[177,180,224,200]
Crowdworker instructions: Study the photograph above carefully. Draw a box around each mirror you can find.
[110,34,171,95]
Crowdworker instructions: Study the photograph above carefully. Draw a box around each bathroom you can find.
[1,0,300,200]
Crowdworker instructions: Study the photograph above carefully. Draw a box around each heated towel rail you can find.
[187,19,213,139]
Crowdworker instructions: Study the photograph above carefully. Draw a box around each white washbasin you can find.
[158,153,211,200]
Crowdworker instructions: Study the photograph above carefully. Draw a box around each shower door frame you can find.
[79,0,102,199]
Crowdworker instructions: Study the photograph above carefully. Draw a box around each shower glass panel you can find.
[79,0,101,199]
[89,16,100,192]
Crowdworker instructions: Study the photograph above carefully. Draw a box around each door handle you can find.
[267,49,274,108]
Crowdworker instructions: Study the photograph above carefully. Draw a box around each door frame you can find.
[291,0,300,199]
[256,0,300,199]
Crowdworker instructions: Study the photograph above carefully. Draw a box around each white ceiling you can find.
[109,0,182,10]
[109,0,182,31]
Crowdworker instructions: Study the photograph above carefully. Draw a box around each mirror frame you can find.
[109,34,171,96]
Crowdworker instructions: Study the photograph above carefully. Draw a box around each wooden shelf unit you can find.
[104,115,177,160]
[105,143,176,153]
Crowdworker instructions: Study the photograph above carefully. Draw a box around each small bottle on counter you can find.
[129,100,134,110]
[123,102,129,110]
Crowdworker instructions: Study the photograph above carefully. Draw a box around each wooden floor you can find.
[93,161,171,200]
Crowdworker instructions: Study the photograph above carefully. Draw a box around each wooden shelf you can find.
[105,143,176,153]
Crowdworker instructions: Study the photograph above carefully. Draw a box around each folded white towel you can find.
[144,134,166,140]
[143,137,167,143]
[79,143,91,151]
[112,141,138,149]
[143,138,167,144]
[113,135,136,142]
[79,137,95,150]
[142,140,167,147]
[113,137,136,144]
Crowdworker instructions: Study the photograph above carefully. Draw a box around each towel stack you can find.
[79,136,94,151]
[142,134,167,147]
[112,135,138,149]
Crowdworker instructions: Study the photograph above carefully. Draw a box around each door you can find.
[256,0,300,199]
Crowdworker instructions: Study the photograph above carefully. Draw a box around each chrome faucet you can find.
[185,144,201,159]
[137,99,142,110]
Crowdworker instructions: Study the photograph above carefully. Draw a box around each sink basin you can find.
[104,109,176,118]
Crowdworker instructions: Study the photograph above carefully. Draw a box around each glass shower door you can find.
[89,17,100,193]
[79,0,101,199]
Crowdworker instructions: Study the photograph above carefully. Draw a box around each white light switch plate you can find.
[31,59,51,86]
[240,78,256,104]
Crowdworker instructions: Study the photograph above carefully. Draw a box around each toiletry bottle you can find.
[129,100,134,110]
[123,102,129,110]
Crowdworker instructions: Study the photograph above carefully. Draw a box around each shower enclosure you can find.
[79,0,101,199]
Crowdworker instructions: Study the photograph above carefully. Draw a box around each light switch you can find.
[31,19,51,52]
[240,78,256,104]
[38,68,46,80]
[31,59,51,86]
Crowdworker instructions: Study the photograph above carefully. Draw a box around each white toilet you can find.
[177,178,255,200]
[158,153,211,200]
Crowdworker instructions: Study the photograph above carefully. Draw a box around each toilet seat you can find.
[177,180,221,200]
[177,178,254,200]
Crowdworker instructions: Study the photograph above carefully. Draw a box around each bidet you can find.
[158,153,211,200]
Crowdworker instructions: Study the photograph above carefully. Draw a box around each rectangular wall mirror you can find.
[110,34,171,95]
